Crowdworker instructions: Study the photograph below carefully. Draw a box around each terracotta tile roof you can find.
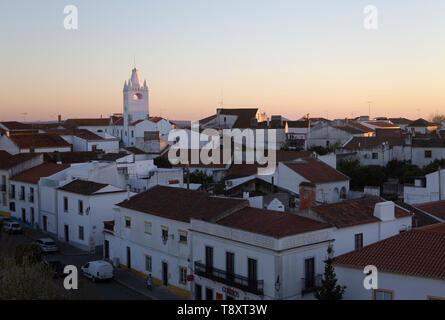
[412,139,445,148]
[45,129,104,141]
[227,150,312,178]
[0,153,41,170]
[0,150,11,159]
[199,114,217,124]
[116,185,248,223]
[9,134,71,149]
[375,128,404,138]
[217,207,332,238]
[408,118,437,127]
[11,163,70,184]
[286,120,310,128]
[345,121,374,133]
[414,201,445,221]
[395,201,440,227]
[124,147,147,155]
[364,121,399,128]
[389,117,412,125]
[218,108,258,128]
[283,157,350,183]
[149,116,164,123]
[44,151,127,164]
[309,197,412,229]
[58,180,113,195]
[0,121,34,131]
[333,223,445,280]
[343,136,404,150]
[65,118,110,126]
[332,125,363,135]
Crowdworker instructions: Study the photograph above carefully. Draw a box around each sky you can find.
[1,0,445,122]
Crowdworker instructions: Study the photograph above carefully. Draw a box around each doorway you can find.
[64,225,69,242]
[21,208,26,223]
[162,261,168,286]
[43,216,47,232]
[126,246,131,269]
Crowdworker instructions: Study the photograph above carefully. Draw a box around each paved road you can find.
[1,231,148,300]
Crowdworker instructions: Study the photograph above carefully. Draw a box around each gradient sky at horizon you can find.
[1,0,445,122]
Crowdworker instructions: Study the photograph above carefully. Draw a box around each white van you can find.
[80,260,114,282]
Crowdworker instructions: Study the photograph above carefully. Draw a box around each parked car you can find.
[80,260,114,282]
[35,238,59,253]
[43,259,65,278]
[3,221,22,234]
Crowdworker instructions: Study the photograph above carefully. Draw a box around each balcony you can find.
[9,190,15,199]
[28,194,34,203]
[301,274,322,295]
[0,185,6,192]
[194,261,264,296]
[19,192,25,201]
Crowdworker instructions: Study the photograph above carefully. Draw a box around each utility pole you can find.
[439,166,442,201]
[367,101,373,119]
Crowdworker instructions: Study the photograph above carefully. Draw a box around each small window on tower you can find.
[133,93,143,100]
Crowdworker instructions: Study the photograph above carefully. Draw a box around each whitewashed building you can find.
[190,207,334,300]
[297,196,413,256]
[0,152,43,218]
[9,163,70,228]
[57,179,128,252]
[103,186,247,298]
[333,223,445,300]
[0,133,71,155]
[404,168,445,204]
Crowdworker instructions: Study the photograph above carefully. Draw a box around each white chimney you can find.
[373,201,395,221]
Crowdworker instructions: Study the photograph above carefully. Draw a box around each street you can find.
[0,229,149,300]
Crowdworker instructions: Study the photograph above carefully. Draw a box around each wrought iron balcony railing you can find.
[194,261,264,296]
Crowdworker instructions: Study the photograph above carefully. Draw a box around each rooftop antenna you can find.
[21,112,28,122]
[367,101,373,119]
[133,55,136,69]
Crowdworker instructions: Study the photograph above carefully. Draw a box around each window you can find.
[354,233,363,250]
[178,230,187,244]
[63,197,68,212]
[195,284,202,300]
[304,257,315,289]
[10,184,15,199]
[20,186,25,200]
[248,258,258,283]
[205,246,213,272]
[372,153,378,159]
[131,130,134,138]
[125,217,131,228]
[29,187,34,202]
[179,266,187,285]
[161,227,168,242]
[145,255,152,272]
[205,288,213,300]
[9,202,15,212]
[226,252,235,279]
[78,200,83,215]
[92,145,98,151]
[144,222,152,234]
[78,226,84,240]
[373,289,393,300]
[424,150,432,159]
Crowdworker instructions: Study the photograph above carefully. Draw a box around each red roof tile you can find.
[333,223,445,280]
[0,121,34,131]
[65,118,110,126]
[10,134,71,149]
[309,197,412,229]
[283,157,350,183]
[116,186,248,223]
[11,163,70,184]
[58,180,118,195]
[414,201,445,221]
[0,153,42,170]
[217,207,332,238]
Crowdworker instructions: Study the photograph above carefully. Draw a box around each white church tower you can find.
[123,68,149,145]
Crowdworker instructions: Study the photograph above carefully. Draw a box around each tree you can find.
[14,243,42,266]
[315,246,346,300]
[153,156,172,168]
[430,113,445,124]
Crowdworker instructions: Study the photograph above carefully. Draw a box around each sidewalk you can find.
[113,267,183,300]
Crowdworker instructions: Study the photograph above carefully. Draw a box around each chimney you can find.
[299,182,316,211]
[58,115,62,124]
[373,201,395,221]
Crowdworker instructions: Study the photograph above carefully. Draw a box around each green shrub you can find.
[14,243,42,266]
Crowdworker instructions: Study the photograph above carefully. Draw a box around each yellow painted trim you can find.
[0,211,10,217]
[168,283,190,299]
